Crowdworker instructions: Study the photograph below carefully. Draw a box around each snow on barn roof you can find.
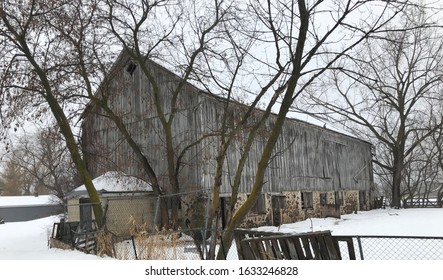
[0,195,60,207]
[71,171,153,195]
[286,110,357,138]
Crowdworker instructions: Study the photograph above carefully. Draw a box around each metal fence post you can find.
[152,196,161,233]
[202,188,212,259]
[131,235,138,260]
[357,236,364,260]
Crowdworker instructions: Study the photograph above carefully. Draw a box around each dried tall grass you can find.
[96,216,200,260]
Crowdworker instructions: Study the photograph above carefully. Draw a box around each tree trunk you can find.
[214,0,309,259]
[391,150,404,208]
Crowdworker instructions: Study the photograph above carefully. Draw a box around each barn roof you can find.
[83,49,367,144]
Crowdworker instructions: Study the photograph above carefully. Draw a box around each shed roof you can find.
[67,171,153,198]
[0,195,60,207]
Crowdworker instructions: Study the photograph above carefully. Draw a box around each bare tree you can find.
[0,0,105,225]
[0,0,412,259]
[401,141,435,207]
[0,0,232,230]
[9,126,77,199]
[94,0,234,227]
[431,125,443,207]
[300,5,443,208]
[199,0,409,259]
[0,157,34,196]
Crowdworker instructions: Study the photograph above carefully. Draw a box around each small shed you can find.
[66,171,156,237]
[0,195,62,222]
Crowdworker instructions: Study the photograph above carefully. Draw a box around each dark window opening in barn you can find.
[249,193,266,215]
[271,195,286,210]
[164,196,182,211]
[126,62,137,76]
[301,192,313,209]
[226,111,235,129]
[335,191,344,206]
[320,193,327,206]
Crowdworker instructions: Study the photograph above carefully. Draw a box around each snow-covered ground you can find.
[1,208,442,280]
[256,208,443,237]
[0,214,108,260]
[1,208,443,260]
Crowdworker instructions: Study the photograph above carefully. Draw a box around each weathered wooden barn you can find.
[81,51,375,229]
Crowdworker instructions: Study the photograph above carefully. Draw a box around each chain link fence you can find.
[71,223,443,260]
[100,232,443,260]
[94,188,220,260]
[97,228,241,260]
[335,235,443,260]
[65,189,443,260]
[97,229,204,260]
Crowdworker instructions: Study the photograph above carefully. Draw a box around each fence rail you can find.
[403,198,440,208]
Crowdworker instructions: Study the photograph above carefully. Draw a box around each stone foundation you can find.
[236,189,371,228]
[177,189,372,229]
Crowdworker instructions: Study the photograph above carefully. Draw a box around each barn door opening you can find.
[359,191,367,211]
[271,195,286,227]
[219,197,231,229]
[79,198,93,232]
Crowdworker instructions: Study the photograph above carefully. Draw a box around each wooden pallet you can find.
[51,221,98,254]
[73,231,97,254]
[235,230,343,260]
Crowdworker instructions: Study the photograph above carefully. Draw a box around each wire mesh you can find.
[95,188,215,260]
[69,190,443,260]
[100,228,233,260]
[336,235,443,260]
[94,227,443,260]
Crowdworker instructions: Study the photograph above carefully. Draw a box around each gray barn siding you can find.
[82,53,373,201]
[193,96,373,194]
